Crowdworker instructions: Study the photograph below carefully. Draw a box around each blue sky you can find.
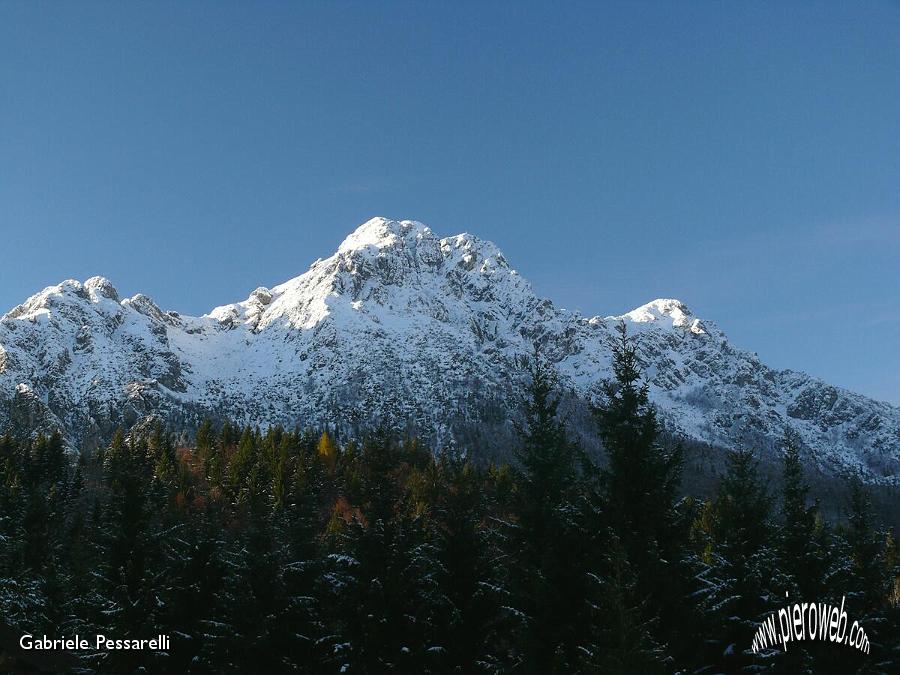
[1,1,898,404]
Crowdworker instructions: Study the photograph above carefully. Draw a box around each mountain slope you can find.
[1,217,898,482]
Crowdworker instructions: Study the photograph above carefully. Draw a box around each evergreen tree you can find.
[812,478,896,673]
[846,479,886,609]
[593,321,693,666]
[149,420,177,485]
[94,431,168,672]
[506,356,597,673]
[514,357,577,534]
[779,431,825,603]
[593,322,684,571]
[432,455,513,671]
[0,396,897,674]
[698,448,780,672]
[157,512,227,673]
[319,429,455,673]
[196,418,217,478]
[228,426,257,501]
[578,532,665,674]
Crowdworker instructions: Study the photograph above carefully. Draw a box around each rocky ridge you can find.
[1,218,898,483]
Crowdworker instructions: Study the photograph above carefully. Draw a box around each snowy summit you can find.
[1,217,898,483]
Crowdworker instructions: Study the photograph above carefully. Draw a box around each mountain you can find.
[1,217,898,483]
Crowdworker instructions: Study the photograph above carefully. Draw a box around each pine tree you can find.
[228,426,257,501]
[779,431,825,603]
[506,355,598,673]
[593,321,693,666]
[514,357,577,534]
[846,479,886,609]
[156,511,227,673]
[149,420,177,485]
[698,448,780,672]
[432,455,514,671]
[219,506,286,673]
[196,418,217,478]
[272,446,326,670]
[271,435,290,511]
[819,478,895,673]
[594,322,684,571]
[4,382,898,674]
[578,532,665,674]
[93,430,168,673]
[58,451,94,639]
[318,429,456,673]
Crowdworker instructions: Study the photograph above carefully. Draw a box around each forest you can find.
[1,326,898,674]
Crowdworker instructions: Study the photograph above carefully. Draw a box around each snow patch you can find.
[618,299,706,334]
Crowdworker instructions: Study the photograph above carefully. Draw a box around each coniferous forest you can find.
[1,327,898,674]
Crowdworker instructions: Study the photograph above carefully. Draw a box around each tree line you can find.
[0,325,897,673]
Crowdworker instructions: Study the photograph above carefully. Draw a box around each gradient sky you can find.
[1,1,898,404]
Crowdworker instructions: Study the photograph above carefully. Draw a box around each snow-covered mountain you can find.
[1,217,898,483]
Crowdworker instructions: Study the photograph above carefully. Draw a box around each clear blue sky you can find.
[1,1,898,404]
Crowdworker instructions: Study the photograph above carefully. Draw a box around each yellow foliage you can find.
[317,431,337,473]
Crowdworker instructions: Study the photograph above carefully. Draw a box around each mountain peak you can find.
[3,218,898,483]
[337,217,432,254]
[84,276,120,302]
[620,298,706,334]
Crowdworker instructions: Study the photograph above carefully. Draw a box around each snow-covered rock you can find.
[1,217,898,483]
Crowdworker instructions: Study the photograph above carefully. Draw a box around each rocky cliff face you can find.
[2,217,898,483]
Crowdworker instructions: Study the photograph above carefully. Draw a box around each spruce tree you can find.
[699,448,780,672]
[594,322,684,570]
[196,418,217,478]
[433,455,514,671]
[228,426,257,502]
[779,431,825,603]
[319,429,455,673]
[578,532,665,674]
[507,356,597,673]
[593,321,692,666]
